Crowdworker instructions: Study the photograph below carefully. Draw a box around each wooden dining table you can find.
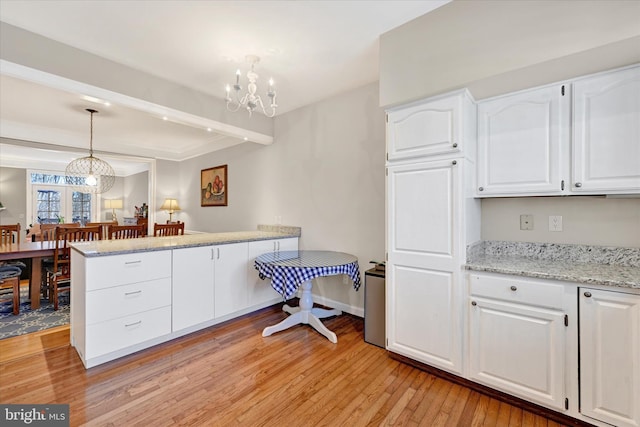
[0,241,56,310]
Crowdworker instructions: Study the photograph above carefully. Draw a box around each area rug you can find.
[0,293,69,340]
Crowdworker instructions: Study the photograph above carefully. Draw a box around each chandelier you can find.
[65,109,115,194]
[225,55,277,117]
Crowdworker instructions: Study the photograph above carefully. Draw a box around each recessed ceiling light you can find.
[82,95,111,106]
[162,116,168,121]
[207,128,212,132]
[263,47,282,56]
[243,137,248,141]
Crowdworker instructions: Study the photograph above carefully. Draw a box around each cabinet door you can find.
[387,159,463,374]
[469,297,566,410]
[387,92,465,161]
[172,246,214,331]
[573,66,640,193]
[579,288,640,427]
[477,85,567,196]
[247,238,298,307]
[214,242,249,318]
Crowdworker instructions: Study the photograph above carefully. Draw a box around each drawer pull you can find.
[125,260,142,265]
[510,285,517,291]
[584,291,592,298]
[124,290,142,296]
[125,320,142,328]
[471,301,477,306]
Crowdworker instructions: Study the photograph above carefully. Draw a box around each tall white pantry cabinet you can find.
[385,89,481,375]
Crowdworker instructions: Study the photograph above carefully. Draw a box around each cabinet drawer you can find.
[469,273,564,310]
[85,306,171,358]
[85,250,172,291]
[86,277,171,325]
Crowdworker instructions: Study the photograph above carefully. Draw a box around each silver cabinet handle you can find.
[478,187,484,191]
[510,285,517,291]
[452,143,458,148]
[471,301,477,306]
[125,320,142,328]
[277,241,280,251]
[125,260,142,265]
[217,248,220,259]
[124,290,142,296]
[452,160,457,165]
[575,182,582,188]
[584,291,592,298]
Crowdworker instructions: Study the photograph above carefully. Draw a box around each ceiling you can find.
[0,0,450,175]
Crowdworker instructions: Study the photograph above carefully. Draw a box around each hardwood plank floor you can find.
[0,303,570,426]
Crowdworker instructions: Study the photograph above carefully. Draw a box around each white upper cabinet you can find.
[476,64,640,197]
[572,66,640,194]
[477,84,568,196]
[387,90,474,161]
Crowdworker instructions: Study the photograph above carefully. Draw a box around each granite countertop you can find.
[71,225,301,258]
[465,241,640,290]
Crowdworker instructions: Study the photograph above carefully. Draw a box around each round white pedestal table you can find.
[254,250,361,343]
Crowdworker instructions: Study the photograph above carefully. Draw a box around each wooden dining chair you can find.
[38,223,80,241]
[0,224,21,245]
[46,225,102,310]
[86,221,117,239]
[0,267,22,315]
[153,221,185,237]
[107,224,145,240]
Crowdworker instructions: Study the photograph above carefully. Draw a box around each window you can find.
[36,190,62,224]
[28,172,96,225]
[72,192,92,223]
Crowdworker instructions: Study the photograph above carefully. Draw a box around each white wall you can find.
[179,82,386,312]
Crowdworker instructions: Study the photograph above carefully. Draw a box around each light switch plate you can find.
[520,214,534,230]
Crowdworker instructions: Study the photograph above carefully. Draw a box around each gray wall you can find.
[482,197,640,248]
[124,171,149,219]
[379,0,640,106]
[179,82,385,313]
[0,166,27,231]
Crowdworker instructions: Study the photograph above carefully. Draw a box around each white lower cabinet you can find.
[172,245,216,331]
[246,238,298,307]
[579,287,640,427]
[213,242,249,318]
[468,273,568,411]
[172,242,249,329]
[71,249,173,367]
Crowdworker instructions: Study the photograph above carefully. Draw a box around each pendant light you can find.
[65,109,115,194]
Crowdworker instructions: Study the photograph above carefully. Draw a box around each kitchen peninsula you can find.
[69,226,300,368]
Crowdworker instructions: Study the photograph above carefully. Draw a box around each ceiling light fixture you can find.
[225,55,277,117]
[65,109,115,194]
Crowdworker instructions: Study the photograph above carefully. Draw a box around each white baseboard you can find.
[309,293,364,318]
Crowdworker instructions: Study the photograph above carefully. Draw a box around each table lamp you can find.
[105,199,123,222]
[161,198,181,222]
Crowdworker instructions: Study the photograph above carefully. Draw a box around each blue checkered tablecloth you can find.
[254,250,361,300]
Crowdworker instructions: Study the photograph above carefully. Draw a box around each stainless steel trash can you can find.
[364,268,385,348]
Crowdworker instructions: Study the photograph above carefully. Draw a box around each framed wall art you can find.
[201,164,227,206]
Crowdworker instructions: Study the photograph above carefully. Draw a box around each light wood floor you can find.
[0,304,570,426]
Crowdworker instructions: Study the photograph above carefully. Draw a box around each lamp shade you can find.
[161,199,181,212]
[105,199,123,209]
